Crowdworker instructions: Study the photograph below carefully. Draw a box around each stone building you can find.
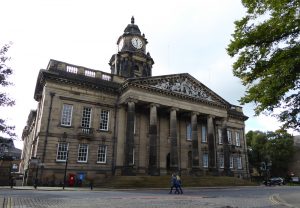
[21,17,249,185]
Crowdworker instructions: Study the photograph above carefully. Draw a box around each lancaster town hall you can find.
[20,17,249,186]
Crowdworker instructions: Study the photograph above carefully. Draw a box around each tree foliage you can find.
[0,43,15,138]
[246,130,294,176]
[227,0,300,131]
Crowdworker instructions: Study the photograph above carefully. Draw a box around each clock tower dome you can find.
[109,17,154,78]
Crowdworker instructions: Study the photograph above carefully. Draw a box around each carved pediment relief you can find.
[125,73,229,107]
[153,77,213,101]
[123,73,228,107]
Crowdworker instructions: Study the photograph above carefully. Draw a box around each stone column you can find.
[191,112,200,169]
[221,118,232,176]
[123,100,135,175]
[207,115,216,170]
[148,103,160,175]
[170,108,178,171]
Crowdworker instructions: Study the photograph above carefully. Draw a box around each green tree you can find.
[265,130,294,176]
[0,43,15,138]
[246,130,294,176]
[246,130,268,174]
[227,0,300,131]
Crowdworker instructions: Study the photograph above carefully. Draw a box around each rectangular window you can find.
[218,128,223,144]
[77,144,88,162]
[81,107,92,128]
[61,104,73,126]
[237,156,242,169]
[56,143,68,161]
[99,110,109,131]
[97,145,107,163]
[102,74,111,81]
[203,153,208,168]
[66,65,78,74]
[230,156,234,169]
[85,70,95,77]
[219,154,224,168]
[235,131,241,146]
[186,122,192,141]
[227,130,232,144]
[201,125,207,143]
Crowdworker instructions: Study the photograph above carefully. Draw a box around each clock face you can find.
[118,38,124,51]
[131,37,143,49]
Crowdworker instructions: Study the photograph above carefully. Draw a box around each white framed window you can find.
[61,104,73,126]
[219,154,224,168]
[85,70,95,77]
[230,156,234,169]
[235,131,241,146]
[77,144,88,162]
[218,128,223,144]
[99,110,109,131]
[102,74,111,81]
[97,145,107,163]
[201,125,207,143]
[66,65,78,74]
[227,130,232,144]
[203,153,208,168]
[186,122,192,141]
[81,107,92,128]
[237,156,242,169]
[56,143,68,162]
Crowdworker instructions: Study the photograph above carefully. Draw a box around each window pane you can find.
[186,122,192,140]
[203,153,208,168]
[218,128,223,144]
[61,104,73,126]
[99,110,109,131]
[236,132,241,146]
[77,144,88,162]
[237,156,242,169]
[97,145,107,163]
[81,107,92,128]
[201,125,207,143]
[219,154,224,168]
[227,130,232,144]
[56,143,68,161]
[230,156,234,169]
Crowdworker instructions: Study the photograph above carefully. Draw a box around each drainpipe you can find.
[40,92,55,181]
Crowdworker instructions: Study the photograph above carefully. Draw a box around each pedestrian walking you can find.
[175,174,183,194]
[34,178,38,189]
[169,173,179,194]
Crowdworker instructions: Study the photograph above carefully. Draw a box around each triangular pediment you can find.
[125,73,230,107]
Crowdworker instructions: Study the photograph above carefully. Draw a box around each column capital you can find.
[170,107,179,112]
[191,111,199,116]
[125,97,138,104]
[149,103,160,108]
[207,114,216,119]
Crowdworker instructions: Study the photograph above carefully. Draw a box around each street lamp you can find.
[62,150,69,190]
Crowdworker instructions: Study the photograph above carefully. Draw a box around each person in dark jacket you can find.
[169,173,179,194]
[175,174,183,194]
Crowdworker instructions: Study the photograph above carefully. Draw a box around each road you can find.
[0,185,299,208]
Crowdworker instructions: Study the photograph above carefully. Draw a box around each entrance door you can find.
[166,153,170,172]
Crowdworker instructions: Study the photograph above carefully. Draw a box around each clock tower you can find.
[109,17,154,78]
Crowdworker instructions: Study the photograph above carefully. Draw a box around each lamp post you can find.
[62,150,69,190]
